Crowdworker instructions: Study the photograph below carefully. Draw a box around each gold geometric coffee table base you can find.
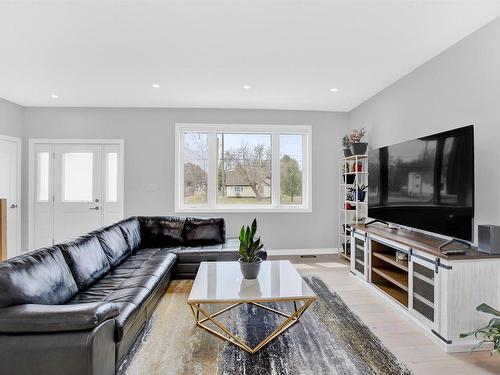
[188,298,315,354]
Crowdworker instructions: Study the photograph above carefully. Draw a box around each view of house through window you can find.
[217,133,272,205]
[178,125,310,211]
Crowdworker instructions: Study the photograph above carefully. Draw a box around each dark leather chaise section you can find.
[0,216,266,375]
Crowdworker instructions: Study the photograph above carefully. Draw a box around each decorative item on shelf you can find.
[352,161,363,172]
[460,303,500,353]
[342,163,355,184]
[395,251,408,262]
[357,217,366,224]
[238,218,264,279]
[349,127,368,155]
[346,192,354,202]
[342,135,352,157]
[342,241,351,255]
[342,224,351,235]
[343,202,354,210]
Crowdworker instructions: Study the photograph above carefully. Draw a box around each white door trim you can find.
[0,134,22,255]
[28,139,124,251]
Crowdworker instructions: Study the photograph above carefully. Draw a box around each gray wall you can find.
[0,97,23,137]
[23,108,347,250]
[349,17,500,242]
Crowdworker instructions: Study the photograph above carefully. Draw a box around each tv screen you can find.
[368,125,474,241]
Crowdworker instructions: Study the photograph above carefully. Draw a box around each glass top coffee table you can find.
[187,260,317,353]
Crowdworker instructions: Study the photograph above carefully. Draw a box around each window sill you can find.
[175,206,312,214]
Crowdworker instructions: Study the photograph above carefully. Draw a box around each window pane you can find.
[105,153,118,202]
[280,134,303,205]
[63,153,93,202]
[217,133,272,205]
[37,152,49,202]
[184,133,208,204]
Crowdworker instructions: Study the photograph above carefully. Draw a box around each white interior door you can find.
[54,144,103,243]
[0,136,21,258]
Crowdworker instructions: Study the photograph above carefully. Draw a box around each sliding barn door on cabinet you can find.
[409,254,440,332]
[32,141,124,249]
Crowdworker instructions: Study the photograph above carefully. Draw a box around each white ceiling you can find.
[1,1,500,111]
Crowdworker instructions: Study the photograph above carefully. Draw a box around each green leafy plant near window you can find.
[239,219,264,263]
[460,303,500,353]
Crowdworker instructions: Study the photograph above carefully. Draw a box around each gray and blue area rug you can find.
[119,276,411,375]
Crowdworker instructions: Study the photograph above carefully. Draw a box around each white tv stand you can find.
[350,223,500,352]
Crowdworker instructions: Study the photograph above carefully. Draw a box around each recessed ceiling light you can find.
[50,94,59,99]
[152,83,160,88]
[330,88,339,92]
[242,85,251,90]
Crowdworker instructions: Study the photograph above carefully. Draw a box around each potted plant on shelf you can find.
[460,303,500,353]
[350,182,368,202]
[349,128,368,155]
[342,135,352,157]
[238,219,264,279]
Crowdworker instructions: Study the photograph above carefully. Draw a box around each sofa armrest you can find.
[0,302,119,333]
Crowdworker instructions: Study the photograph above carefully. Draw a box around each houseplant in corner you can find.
[239,218,264,279]
[349,127,368,155]
[460,303,500,353]
[342,135,352,157]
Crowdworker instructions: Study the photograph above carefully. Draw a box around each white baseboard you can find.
[267,248,339,256]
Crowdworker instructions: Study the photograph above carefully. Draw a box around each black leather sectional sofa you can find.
[0,216,266,375]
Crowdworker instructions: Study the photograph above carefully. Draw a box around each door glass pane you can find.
[63,153,93,202]
[216,133,272,205]
[280,134,303,205]
[37,152,49,202]
[183,133,208,204]
[105,153,118,202]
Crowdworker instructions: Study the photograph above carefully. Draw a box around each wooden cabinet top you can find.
[353,223,500,260]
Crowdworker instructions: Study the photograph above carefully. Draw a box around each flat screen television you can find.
[368,125,474,241]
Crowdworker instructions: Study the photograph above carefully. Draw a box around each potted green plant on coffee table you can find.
[239,219,264,279]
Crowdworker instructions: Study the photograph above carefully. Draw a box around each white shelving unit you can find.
[338,154,368,261]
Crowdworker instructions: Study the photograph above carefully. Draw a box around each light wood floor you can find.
[269,254,500,375]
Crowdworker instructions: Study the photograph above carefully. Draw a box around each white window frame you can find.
[175,123,312,213]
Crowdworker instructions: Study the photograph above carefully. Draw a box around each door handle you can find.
[89,206,100,210]
[10,204,17,209]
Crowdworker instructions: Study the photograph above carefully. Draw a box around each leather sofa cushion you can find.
[182,217,225,246]
[93,225,130,267]
[66,249,176,341]
[117,217,142,251]
[0,247,78,308]
[59,235,111,290]
[138,216,185,247]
